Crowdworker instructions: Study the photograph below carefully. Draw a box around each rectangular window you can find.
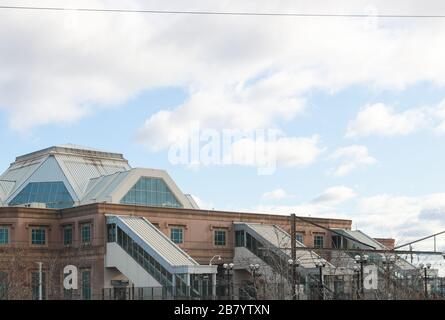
[81,224,91,245]
[214,230,227,246]
[235,230,245,247]
[0,227,9,245]
[170,227,183,244]
[31,271,46,300]
[314,235,324,249]
[0,272,7,299]
[296,233,304,244]
[332,235,342,249]
[63,226,73,246]
[31,228,46,245]
[107,224,116,243]
[334,276,345,297]
[246,232,252,249]
[81,270,91,300]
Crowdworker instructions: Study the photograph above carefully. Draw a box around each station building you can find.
[0,145,400,300]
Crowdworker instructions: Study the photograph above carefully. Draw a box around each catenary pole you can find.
[290,214,296,300]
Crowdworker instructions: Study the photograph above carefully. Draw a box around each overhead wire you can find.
[0,5,444,19]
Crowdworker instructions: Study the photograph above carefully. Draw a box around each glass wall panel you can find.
[9,182,74,209]
[114,226,173,288]
[120,177,182,208]
[235,230,244,247]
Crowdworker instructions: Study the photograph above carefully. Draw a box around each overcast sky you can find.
[1,1,445,261]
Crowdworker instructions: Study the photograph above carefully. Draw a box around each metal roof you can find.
[54,153,130,199]
[82,171,130,204]
[333,229,418,271]
[332,229,386,250]
[0,145,130,204]
[0,180,15,203]
[0,145,192,209]
[236,222,333,269]
[15,145,126,163]
[57,143,106,152]
[115,215,198,267]
[185,194,200,209]
[0,157,45,202]
[245,223,304,248]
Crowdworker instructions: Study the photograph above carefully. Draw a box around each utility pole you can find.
[290,213,297,300]
[36,262,43,300]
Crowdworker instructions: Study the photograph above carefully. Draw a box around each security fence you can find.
[97,277,445,300]
[1,276,444,300]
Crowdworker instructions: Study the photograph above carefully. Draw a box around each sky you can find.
[1,0,445,261]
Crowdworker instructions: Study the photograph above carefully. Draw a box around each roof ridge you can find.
[15,145,127,163]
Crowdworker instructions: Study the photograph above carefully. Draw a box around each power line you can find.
[0,5,445,18]
[394,230,445,250]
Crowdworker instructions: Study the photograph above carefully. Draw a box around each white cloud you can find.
[223,135,324,169]
[261,188,291,201]
[355,193,445,247]
[346,103,427,137]
[137,88,305,152]
[312,186,357,205]
[248,191,445,252]
[346,99,445,138]
[2,0,445,138]
[328,145,377,177]
[432,98,445,134]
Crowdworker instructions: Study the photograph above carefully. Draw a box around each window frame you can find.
[30,227,47,246]
[81,269,92,300]
[313,234,325,249]
[0,271,8,299]
[107,223,116,243]
[235,230,245,247]
[80,223,92,246]
[63,225,73,247]
[9,181,74,209]
[0,226,10,245]
[295,233,304,244]
[214,229,227,247]
[120,177,183,208]
[170,227,184,244]
[331,235,343,249]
